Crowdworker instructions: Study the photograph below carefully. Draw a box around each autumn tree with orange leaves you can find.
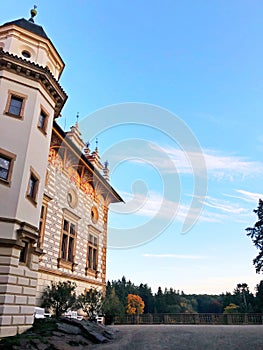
[126,294,145,315]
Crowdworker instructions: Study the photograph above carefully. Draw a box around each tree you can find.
[41,280,77,318]
[246,199,263,273]
[233,283,255,313]
[254,280,263,312]
[154,287,168,313]
[77,288,103,321]
[126,294,145,315]
[103,288,124,324]
[138,283,154,313]
[223,303,240,314]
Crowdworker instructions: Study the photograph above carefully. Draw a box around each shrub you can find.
[42,280,77,318]
[77,288,103,321]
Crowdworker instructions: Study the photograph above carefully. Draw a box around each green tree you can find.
[138,283,154,313]
[233,283,255,313]
[41,280,77,318]
[77,288,103,321]
[246,199,263,273]
[155,287,168,313]
[103,288,124,324]
[254,280,263,312]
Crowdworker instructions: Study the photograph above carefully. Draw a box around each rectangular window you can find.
[4,90,27,119]
[38,106,49,134]
[28,176,37,198]
[38,196,50,250]
[59,218,77,265]
[0,148,16,185]
[86,233,98,273]
[19,240,29,264]
[26,167,40,205]
[9,96,23,116]
[0,156,10,181]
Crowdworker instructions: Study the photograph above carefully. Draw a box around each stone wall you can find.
[36,145,108,304]
[0,243,38,337]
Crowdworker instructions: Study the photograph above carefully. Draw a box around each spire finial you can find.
[95,138,98,151]
[76,112,79,126]
[29,5,38,23]
[84,141,90,157]
[103,160,110,181]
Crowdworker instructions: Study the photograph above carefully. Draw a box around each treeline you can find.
[103,277,263,322]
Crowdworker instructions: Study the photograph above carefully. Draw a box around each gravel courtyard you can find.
[91,324,263,350]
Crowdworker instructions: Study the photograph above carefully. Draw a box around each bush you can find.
[42,280,77,317]
[77,288,103,321]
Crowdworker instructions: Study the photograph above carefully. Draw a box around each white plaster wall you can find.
[0,26,64,79]
[0,70,56,229]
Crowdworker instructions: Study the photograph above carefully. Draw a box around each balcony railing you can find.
[114,313,263,325]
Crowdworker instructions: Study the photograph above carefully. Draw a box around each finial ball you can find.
[30,5,38,18]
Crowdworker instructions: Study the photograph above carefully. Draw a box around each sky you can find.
[2,0,263,294]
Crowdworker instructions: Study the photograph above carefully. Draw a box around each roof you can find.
[2,18,49,39]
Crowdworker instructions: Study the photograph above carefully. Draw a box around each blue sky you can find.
[2,1,263,294]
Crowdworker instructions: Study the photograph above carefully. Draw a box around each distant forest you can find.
[103,276,263,320]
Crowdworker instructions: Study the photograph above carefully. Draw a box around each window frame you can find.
[58,212,78,271]
[38,195,51,250]
[4,90,27,119]
[19,240,29,265]
[26,167,40,206]
[86,232,99,276]
[0,148,16,186]
[38,105,49,135]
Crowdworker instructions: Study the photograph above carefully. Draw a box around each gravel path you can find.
[90,324,263,350]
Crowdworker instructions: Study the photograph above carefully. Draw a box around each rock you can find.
[48,337,74,350]
[80,324,109,343]
[0,318,117,349]
[103,329,115,339]
[31,338,49,350]
[57,322,82,335]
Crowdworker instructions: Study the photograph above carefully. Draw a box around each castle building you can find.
[0,8,122,337]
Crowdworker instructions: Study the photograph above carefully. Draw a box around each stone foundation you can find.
[0,242,38,338]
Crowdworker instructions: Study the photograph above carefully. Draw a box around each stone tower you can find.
[0,8,67,337]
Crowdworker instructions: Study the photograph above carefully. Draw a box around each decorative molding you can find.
[0,48,67,117]
[39,267,105,287]
[88,225,102,235]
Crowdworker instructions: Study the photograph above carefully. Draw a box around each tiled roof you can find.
[2,18,49,39]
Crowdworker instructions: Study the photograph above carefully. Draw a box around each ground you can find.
[1,321,263,349]
[90,324,263,350]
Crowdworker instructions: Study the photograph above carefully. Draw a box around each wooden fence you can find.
[114,313,263,325]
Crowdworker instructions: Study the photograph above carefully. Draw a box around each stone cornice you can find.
[0,48,67,117]
[0,217,38,232]
[38,267,105,288]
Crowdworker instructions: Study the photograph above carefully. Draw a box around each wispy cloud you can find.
[223,190,262,206]
[111,190,250,224]
[111,190,178,219]
[235,190,263,203]
[142,253,207,260]
[165,147,263,180]
[203,196,247,215]
[109,142,263,180]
